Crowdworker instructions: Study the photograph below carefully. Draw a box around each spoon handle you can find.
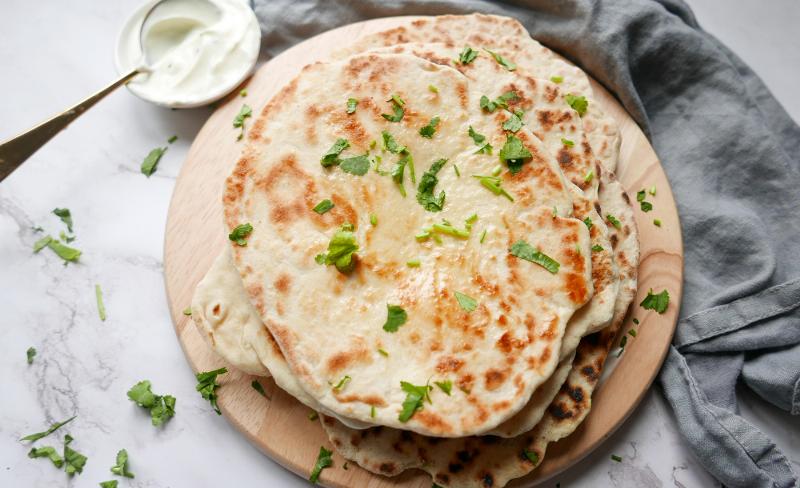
[0,68,140,182]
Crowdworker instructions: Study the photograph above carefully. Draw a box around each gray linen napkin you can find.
[250,1,800,486]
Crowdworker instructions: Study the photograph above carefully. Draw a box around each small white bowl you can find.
[114,0,260,109]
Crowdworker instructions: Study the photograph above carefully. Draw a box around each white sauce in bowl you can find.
[115,0,260,108]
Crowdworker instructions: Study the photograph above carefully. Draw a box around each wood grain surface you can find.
[163,16,683,487]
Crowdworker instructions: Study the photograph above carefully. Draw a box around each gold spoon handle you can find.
[0,68,140,182]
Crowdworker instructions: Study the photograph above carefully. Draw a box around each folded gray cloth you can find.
[250,1,800,486]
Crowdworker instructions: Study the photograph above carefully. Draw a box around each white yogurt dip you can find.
[115,0,260,108]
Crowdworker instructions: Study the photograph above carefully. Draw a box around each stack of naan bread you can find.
[191,14,639,488]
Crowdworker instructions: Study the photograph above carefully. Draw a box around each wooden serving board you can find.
[163,16,683,487]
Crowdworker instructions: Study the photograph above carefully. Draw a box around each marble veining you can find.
[0,1,797,487]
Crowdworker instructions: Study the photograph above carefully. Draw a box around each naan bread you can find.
[223,52,593,436]
[335,14,621,173]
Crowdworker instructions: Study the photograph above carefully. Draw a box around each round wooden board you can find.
[164,16,683,488]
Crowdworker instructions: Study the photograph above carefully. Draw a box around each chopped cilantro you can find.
[26,346,36,364]
[484,49,516,71]
[406,259,421,268]
[428,84,439,94]
[524,449,539,464]
[370,214,378,226]
[168,135,178,143]
[453,164,461,177]
[228,223,253,246]
[312,199,334,215]
[127,380,175,426]
[381,94,405,122]
[398,381,431,422]
[419,116,440,138]
[473,175,514,201]
[382,130,408,156]
[633,318,640,324]
[636,190,646,202]
[183,307,192,316]
[583,217,593,229]
[309,446,333,484]
[499,134,532,174]
[28,445,64,468]
[458,46,478,64]
[239,88,247,97]
[502,112,524,132]
[110,449,134,478]
[432,221,469,238]
[591,244,604,252]
[251,380,269,398]
[332,375,351,391]
[33,235,52,253]
[641,201,653,212]
[640,289,669,314]
[550,75,563,83]
[606,214,622,229]
[468,126,486,145]
[140,147,166,177]
[52,208,73,233]
[233,104,252,140]
[383,304,408,333]
[616,335,628,357]
[321,138,350,167]
[584,170,595,183]
[561,138,574,147]
[416,158,447,212]
[346,97,358,114]
[100,481,118,488]
[95,284,106,321]
[63,434,87,475]
[308,411,319,421]
[196,367,227,415]
[480,229,487,243]
[480,91,518,113]
[317,225,359,273]
[340,155,370,175]
[611,454,623,462]
[509,240,560,274]
[434,380,452,395]
[59,230,75,243]
[454,291,478,312]
[649,185,657,196]
[370,406,376,418]
[46,239,82,263]
[20,415,76,442]
[378,348,389,357]
[565,94,588,116]
[629,329,637,337]
[654,218,662,227]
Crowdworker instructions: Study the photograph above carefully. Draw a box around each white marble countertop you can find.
[0,1,797,487]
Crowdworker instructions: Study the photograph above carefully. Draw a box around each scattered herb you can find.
[26,346,36,364]
[641,201,653,212]
[110,449,134,478]
[454,291,478,312]
[484,49,516,71]
[239,88,247,97]
[20,416,76,442]
[398,381,431,422]
[94,284,107,321]
[47,239,82,263]
[332,375,351,391]
[251,380,268,398]
[636,190,647,202]
[524,449,539,464]
[419,116,440,138]
[432,221,470,239]
[654,219,662,227]
[458,46,478,64]
[340,154,370,175]
[140,147,166,177]
[382,130,407,154]
[640,289,670,314]
[168,135,178,143]
[616,335,628,357]
[583,217,593,229]
[502,112,524,132]
[564,94,588,116]
[633,318,640,324]
[233,104,252,140]
[32,225,44,232]
[591,244,604,252]
[434,380,452,395]
[59,230,75,243]
[196,367,227,415]
[33,235,52,253]
[228,223,253,246]
[584,170,595,183]
[473,175,514,201]
[127,381,176,426]
[383,304,408,333]
[611,454,623,462]
[480,229,488,243]
[550,75,563,84]
[629,329,637,337]
[368,214,377,227]
[378,348,389,357]
[183,307,192,316]
[346,97,358,114]
[100,481,118,488]
[28,445,64,468]
[606,214,622,229]
[309,446,333,484]
[480,91,518,113]
[381,94,405,122]
[453,164,461,177]
[321,138,350,167]
[561,138,574,147]
[428,84,439,94]
[308,411,319,421]
[63,434,87,475]
[649,185,657,196]
[370,406,376,418]
[416,158,447,212]
[499,134,532,174]
[468,125,486,145]
[312,199,335,215]
[316,225,359,274]
[509,240,560,274]
[407,259,421,268]
[52,208,74,233]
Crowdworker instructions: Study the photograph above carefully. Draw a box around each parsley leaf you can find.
[63,434,87,476]
[416,158,447,212]
[468,126,486,145]
[381,94,405,122]
[382,130,407,154]
[340,155,370,176]
[318,225,359,273]
[26,346,36,364]
[20,415,76,442]
[434,380,452,395]
[100,481,118,488]
[419,116,440,138]
[95,284,106,321]
[565,94,588,116]
[126,380,176,427]
[251,380,269,398]
[140,147,166,177]
[312,199,334,215]
[110,449,134,478]
[640,289,669,314]
[228,223,253,246]
[398,381,431,422]
[502,111,524,133]
[233,104,252,140]
[509,240,560,274]
[52,208,73,233]
[346,97,358,114]
[458,46,478,64]
[606,214,622,229]
[321,138,350,167]
[196,367,228,415]
[454,291,478,312]
[309,446,333,484]
[28,445,64,468]
[484,49,516,71]
[383,304,408,333]
[499,134,532,174]
[473,175,514,201]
